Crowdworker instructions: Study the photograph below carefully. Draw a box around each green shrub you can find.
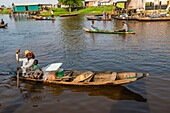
[1,9,9,14]
[79,6,114,14]
[51,8,68,13]
[40,12,51,16]
[145,2,150,7]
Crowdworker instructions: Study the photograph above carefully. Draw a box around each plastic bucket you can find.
[57,68,64,78]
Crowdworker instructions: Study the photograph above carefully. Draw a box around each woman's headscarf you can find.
[25,50,35,59]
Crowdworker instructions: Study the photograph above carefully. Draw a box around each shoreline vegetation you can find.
[0,9,10,14]
[0,6,114,16]
[0,6,170,16]
[40,6,115,16]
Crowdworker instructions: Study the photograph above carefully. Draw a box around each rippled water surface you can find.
[0,14,170,113]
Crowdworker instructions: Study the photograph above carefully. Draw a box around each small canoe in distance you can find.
[0,23,8,28]
[59,13,79,17]
[86,16,111,21]
[27,15,42,19]
[19,70,149,86]
[84,28,135,34]
[114,16,136,20]
[136,17,170,21]
[35,17,55,21]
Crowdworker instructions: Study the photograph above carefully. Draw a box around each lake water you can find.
[0,14,170,113]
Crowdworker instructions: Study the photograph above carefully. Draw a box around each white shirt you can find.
[16,54,34,74]
[123,24,128,32]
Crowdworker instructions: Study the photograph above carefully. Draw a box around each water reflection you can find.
[64,86,147,102]
[18,81,146,102]
[103,21,107,30]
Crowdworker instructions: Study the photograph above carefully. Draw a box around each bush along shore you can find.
[0,9,10,14]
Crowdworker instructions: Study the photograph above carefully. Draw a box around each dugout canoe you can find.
[0,23,8,28]
[136,17,170,21]
[84,28,135,34]
[18,70,149,86]
[59,13,79,17]
[35,18,55,21]
[114,16,136,20]
[86,16,111,21]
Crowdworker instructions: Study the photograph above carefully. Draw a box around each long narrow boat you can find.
[136,17,170,21]
[19,70,149,86]
[114,16,136,20]
[86,16,111,21]
[0,23,8,28]
[59,13,79,17]
[84,28,135,34]
[35,18,55,21]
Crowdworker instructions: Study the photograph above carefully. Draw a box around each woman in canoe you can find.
[90,20,99,31]
[16,49,35,76]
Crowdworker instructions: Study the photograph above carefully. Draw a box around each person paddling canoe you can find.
[90,20,99,31]
[116,21,128,32]
[16,49,35,76]
[1,19,5,24]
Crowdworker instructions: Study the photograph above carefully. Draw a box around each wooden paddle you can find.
[16,49,20,87]
[83,28,90,32]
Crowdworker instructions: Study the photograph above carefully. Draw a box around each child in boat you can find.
[90,20,99,31]
[27,59,43,79]
[31,60,40,71]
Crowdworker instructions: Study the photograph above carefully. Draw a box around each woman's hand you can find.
[16,49,20,54]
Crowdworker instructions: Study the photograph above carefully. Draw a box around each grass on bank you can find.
[40,8,70,16]
[1,6,170,16]
[79,6,114,14]
[40,6,114,16]
[0,9,10,14]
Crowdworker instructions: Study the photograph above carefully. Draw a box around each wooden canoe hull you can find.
[0,24,8,28]
[136,17,170,21]
[20,77,137,86]
[59,13,79,17]
[86,17,111,21]
[114,16,136,20]
[18,71,149,86]
[84,28,135,34]
[35,18,55,21]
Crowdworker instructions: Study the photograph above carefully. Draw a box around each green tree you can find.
[58,0,83,12]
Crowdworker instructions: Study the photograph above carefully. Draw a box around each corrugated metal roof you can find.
[101,0,110,3]
[14,3,39,6]
[85,0,97,1]
[113,0,127,2]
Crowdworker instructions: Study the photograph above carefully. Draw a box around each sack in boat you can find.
[26,69,43,79]
[43,71,56,80]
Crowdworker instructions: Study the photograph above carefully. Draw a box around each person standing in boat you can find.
[51,10,54,18]
[102,11,106,19]
[1,19,5,24]
[117,21,128,32]
[90,20,99,31]
[16,50,35,76]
